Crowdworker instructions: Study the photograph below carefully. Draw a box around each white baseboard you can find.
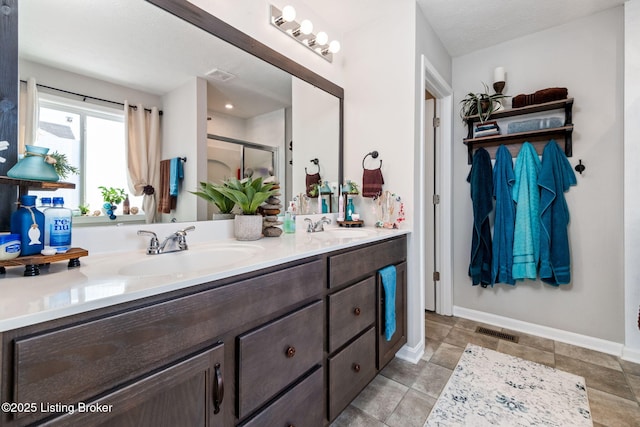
[622,346,640,364]
[395,339,425,364]
[453,306,625,358]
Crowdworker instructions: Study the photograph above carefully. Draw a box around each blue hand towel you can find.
[467,148,493,287]
[512,142,541,281]
[538,140,577,285]
[492,145,516,285]
[379,265,396,341]
[169,157,183,197]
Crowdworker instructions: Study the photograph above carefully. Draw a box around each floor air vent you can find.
[475,326,519,343]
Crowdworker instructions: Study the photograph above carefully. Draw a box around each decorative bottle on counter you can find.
[10,195,45,256]
[44,197,72,253]
[346,197,355,221]
[38,197,52,211]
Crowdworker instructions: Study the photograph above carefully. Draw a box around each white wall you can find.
[291,78,339,203]
[161,77,208,222]
[451,7,625,343]
[624,0,640,360]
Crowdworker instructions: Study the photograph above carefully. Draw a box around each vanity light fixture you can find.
[270,5,340,63]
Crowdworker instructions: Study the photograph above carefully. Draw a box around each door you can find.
[425,91,438,311]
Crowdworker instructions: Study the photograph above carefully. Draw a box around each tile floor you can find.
[331,311,640,427]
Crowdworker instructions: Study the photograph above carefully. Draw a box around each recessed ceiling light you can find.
[225,103,234,109]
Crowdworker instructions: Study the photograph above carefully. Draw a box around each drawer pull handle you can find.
[353,363,361,373]
[353,307,361,316]
[286,346,296,358]
[213,362,224,414]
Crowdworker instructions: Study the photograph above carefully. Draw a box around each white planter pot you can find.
[233,214,263,241]
[212,213,235,221]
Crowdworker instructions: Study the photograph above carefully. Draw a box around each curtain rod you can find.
[19,79,163,115]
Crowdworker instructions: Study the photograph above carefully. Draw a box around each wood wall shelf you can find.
[463,98,574,164]
[0,176,75,198]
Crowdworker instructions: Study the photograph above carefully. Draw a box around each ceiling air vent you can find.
[205,68,236,82]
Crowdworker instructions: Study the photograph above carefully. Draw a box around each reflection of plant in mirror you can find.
[308,180,321,197]
[48,151,80,180]
[191,182,236,214]
[217,177,277,215]
[78,203,90,215]
[98,186,126,205]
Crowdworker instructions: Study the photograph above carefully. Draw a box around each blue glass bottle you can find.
[346,197,355,221]
[10,195,45,256]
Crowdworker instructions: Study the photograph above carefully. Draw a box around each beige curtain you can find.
[18,77,39,154]
[125,101,161,224]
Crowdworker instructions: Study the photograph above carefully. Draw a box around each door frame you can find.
[419,55,453,316]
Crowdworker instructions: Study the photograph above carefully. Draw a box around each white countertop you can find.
[0,227,409,332]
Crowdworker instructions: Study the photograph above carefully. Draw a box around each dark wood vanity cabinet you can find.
[0,235,408,427]
[326,237,408,422]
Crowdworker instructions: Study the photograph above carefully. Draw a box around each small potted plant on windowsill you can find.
[460,83,508,124]
[190,181,236,220]
[216,177,277,241]
[98,186,126,220]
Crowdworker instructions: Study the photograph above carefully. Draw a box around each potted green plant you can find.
[190,181,236,220]
[460,82,508,124]
[217,177,277,240]
[98,186,126,220]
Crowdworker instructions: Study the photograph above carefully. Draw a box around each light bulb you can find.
[282,5,296,22]
[300,19,313,35]
[328,40,341,53]
[315,31,328,45]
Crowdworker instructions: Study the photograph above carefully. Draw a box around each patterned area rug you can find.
[424,344,592,426]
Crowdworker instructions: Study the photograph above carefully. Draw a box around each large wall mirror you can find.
[0,0,343,229]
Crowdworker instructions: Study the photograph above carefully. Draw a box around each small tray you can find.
[337,220,364,228]
[0,247,88,277]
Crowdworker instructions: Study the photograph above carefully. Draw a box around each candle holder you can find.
[493,81,506,95]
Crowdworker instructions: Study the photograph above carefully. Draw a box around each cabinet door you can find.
[377,261,407,369]
[42,343,226,427]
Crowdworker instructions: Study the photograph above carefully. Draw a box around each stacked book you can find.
[473,121,500,138]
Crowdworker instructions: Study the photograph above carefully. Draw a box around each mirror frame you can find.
[0,0,343,230]
[147,0,344,192]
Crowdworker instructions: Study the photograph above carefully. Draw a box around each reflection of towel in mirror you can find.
[158,159,176,214]
[362,168,384,198]
[467,148,493,287]
[169,157,183,197]
[306,172,321,198]
[538,140,576,286]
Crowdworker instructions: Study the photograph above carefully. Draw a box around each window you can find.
[30,94,142,214]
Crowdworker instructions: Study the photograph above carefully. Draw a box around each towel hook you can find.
[362,151,382,169]
[574,159,585,175]
[305,158,320,174]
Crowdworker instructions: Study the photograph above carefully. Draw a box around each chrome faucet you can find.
[304,217,331,233]
[138,226,195,255]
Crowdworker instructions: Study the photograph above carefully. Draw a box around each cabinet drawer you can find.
[238,301,323,419]
[328,327,376,421]
[328,277,376,353]
[329,237,406,288]
[12,259,323,414]
[241,367,323,427]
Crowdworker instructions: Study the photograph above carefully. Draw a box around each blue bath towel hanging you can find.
[467,148,493,287]
[512,142,541,281]
[492,145,516,285]
[538,140,577,285]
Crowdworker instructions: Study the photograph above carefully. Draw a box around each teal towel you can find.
[169,157,183,197]
[467,148,493,287]
[379,265,396,341]
[512,142,541,280]
[539,140,577,285]
[492,145,516,285]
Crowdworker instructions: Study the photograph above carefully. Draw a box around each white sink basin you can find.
[118,244,262,277]
[312,228,376,240]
